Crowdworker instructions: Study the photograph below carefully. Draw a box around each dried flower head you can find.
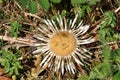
[33,14,95,75]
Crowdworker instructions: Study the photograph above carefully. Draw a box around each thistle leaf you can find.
[38,0,50,11]
[50,0,61,3]
[29,0,38,14]
[113,71,120,80]
[20,0,28,8]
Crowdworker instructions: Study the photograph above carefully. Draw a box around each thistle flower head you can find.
[33,14,95,75]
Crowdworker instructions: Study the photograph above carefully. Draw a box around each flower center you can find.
[49,31,77,57]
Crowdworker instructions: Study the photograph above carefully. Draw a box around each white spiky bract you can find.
[33,14,95,75]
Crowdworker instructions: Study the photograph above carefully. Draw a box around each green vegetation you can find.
[0,49,23,76]
[9,21,22,37]
[0,0,120,80]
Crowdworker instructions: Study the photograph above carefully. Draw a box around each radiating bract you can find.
[33,14,95,75]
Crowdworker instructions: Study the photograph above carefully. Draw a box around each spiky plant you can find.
[33,14,96,75]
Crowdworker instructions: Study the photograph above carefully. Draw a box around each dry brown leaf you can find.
[0,68,4,76]
[0,76,12,80]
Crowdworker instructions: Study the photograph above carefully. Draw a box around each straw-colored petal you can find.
[33,14,96,75]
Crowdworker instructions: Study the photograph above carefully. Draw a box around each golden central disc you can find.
[49,31,77,57]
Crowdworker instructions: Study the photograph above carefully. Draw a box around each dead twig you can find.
[89,41,120,50]
[24,12,44,22]
[0,35,36,46]
[114,6,120,13]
